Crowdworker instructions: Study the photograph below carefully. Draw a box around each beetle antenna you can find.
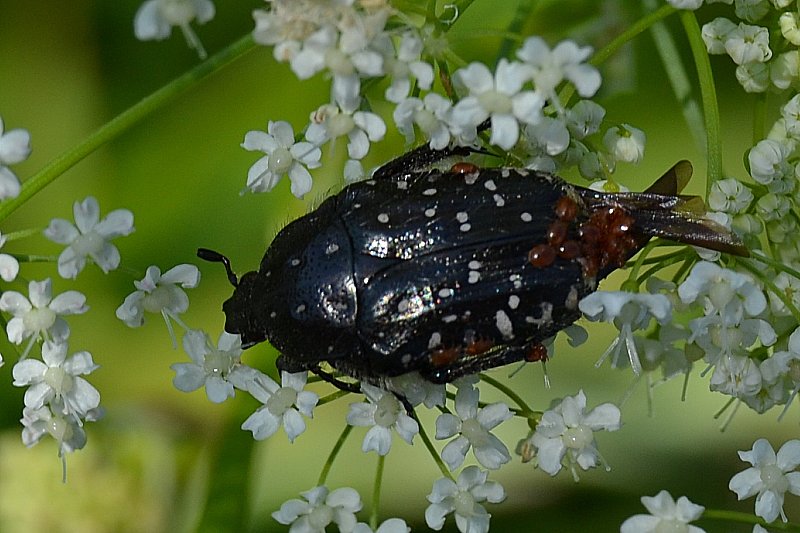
[196,248,239,287]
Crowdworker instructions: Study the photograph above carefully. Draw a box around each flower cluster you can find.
[0,129,136,464]
[241,0,646,197]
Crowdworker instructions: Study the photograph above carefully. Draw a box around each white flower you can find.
[241,371,319,442]
[529,389,621,479]
[21,405,87,454]
[12,340,100,417]
[0,116,31,200]
[748,139,792,185]
[171,329,259,403]
[566,100,605,139]
[346,383,418,455]
[241,121,322,198]
[579,291,672,375]
[393,93,456,150]
[0,278,88,356]
[0,232,19,282]
[725,23,771,65]
[729,439,800,522]
[425,466,506,533]
[702,17,738,55]
[383,31,434,103]
[620,490,706,533]
[678,261,765,315]
[134,0,215,59]
[603,124,645,164]
[451,60,544,150]
[44,196,134,279]
[435,386,512,470]
[737,62,769,93]
[306,84,386,161]
[115,264,200,345]
[708,178,753,213]
[272,486,362,532]
[516,37,601,100]
[353,518,410,533]
[734,0,769,23]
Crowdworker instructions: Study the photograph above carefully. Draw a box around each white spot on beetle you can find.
[468,271,480,284]
[378,213,389,223]
[460,223,471,232]
[428,332,442,348]
[464,172,479,185]
[398,299,410,312]
[527,302,555,326]
[438,288,453,298]
[509,273,522,289]
[326,243,340,255]
[328,345,334,353]
[495,310,514,339]
[468,260,481,269]
[508,295,520,309]
[423,188,437,196]
[269,311,277,319]
[290,258,300,267]
[500,169,510,178]
[442,314,457,323]
[295,304,306,313]
[397,180,408,190]
[521,212,532,222]
[401,353,412,365]
[366,180,376,185]
[484,179,497,191]
[425,208,436,217]
[493,194,505,207]
[456,212,469,223]
[353,203,362,209]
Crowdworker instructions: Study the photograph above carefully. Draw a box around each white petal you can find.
[95,209,134,238]
[534,437,566,475]
[0,128,31,164]
[44,219,80,245]
[28,279,52,308]
[12,359,47,386]
[282,408,307,442]
[242,407,280,440]
[489,113,520,150]
[435,413,461,439]
[441,437,470,471]
[288,163,313,198]
[242,130,276,153]
[73,197,100,234]
[0,166,21,199]
[362,425,392,455]
[205,376,234,403]
[0,291,31,315]
[63,351,98,375]
[134,0,172,40]
[49,290,88,315]
[0,254,19,282]
[160,264,200,287]
[457,63,495,94]
[171,363,206,392]
[476,402,512,430]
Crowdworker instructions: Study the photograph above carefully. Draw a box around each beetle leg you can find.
[312,366,362,394]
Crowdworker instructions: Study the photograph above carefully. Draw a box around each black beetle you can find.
[199,144,746,387]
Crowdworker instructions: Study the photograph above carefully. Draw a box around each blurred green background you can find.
[0,1,793,532]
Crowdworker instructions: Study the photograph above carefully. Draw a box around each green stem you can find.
[680,10,723,194]
[318,424,353,486]
[370,455,385,530]
[417,421,453,480]
[317,389,351,407]
[0,33,255,224]
[478,373,534,415]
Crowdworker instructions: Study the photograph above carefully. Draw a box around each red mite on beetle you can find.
[198,144,747,391]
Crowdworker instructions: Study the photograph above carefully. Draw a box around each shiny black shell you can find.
[219,151,744,384]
